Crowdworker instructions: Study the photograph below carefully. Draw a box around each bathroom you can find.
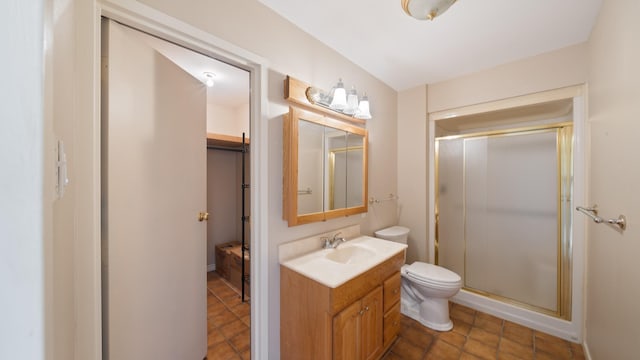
[277,75,587,359]
[11,1,639,360]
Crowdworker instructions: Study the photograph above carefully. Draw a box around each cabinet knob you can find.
[364,306,370,312]
[393,289,399,294]
[359,310,365,316]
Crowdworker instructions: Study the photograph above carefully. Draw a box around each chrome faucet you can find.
[322,232,346,249]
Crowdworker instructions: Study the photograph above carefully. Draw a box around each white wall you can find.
[397,85,428,263]
[207,102,250,138]
[0,1,45,359]
[207,149,240,267]
[585,0,640,358]
[428,42,589,113]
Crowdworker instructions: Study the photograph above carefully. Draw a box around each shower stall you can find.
[430,93,586,341]
[437,124,573,317]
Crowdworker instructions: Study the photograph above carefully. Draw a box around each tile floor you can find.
[206,271,251,360]
[383,303,585,360]
[207,272,585,360]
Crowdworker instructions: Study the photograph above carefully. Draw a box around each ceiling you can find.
[257,0,602,91]
[133,27,250,108]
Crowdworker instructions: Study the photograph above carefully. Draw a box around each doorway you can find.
[101,19,252,359]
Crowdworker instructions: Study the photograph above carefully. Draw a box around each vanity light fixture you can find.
[401,0,458,21]
[329,78,347,110]
[203,72,216,87]
[303,78,373,120]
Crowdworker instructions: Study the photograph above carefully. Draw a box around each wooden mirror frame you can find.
[283,105,368,226]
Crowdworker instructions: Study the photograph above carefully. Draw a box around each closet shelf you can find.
[206,133,250,149]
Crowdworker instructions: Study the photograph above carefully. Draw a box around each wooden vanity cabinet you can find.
[280,251,405,360]
[333,286,382,360]
[382,272,402,349]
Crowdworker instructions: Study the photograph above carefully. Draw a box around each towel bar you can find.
[576,205,626,230]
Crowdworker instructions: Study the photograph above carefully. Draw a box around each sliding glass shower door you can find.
[436,125,573,318]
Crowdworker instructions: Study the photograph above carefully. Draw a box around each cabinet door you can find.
[361,286,383,360]
[333,300,362,360]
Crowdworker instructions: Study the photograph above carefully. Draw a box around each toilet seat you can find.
[402,262,462,289]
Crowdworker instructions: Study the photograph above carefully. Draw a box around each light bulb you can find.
[203,72,216,87]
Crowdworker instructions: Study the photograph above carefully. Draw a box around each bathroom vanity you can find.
[280,237,406,360]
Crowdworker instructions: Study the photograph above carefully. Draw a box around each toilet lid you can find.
[403,262,461,283]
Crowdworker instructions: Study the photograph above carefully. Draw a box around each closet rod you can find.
[206,145,244,152]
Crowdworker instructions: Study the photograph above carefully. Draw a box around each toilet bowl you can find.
[374,226,462,331]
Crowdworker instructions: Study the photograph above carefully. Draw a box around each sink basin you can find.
[325,245,375,264]
[280,236,407,288]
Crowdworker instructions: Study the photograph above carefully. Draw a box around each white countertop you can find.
[280,236,407,288]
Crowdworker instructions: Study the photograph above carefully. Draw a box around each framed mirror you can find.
[283,106,368,226]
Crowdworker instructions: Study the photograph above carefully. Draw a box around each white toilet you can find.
[374,226,462,331]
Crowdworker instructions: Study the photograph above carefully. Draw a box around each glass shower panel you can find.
[436,138,465,280]
[464,130,559,312]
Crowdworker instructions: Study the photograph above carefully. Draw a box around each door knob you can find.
[198,212,210,222]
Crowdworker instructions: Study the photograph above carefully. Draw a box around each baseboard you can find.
[207,263,216,272]
[583,340,592,360]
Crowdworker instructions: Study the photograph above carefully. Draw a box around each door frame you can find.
[78,1,270,358]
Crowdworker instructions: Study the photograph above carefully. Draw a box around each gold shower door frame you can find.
[435,122,573,320]
[328,146,364,210]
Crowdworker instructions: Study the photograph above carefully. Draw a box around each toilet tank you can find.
[374,226,410,244]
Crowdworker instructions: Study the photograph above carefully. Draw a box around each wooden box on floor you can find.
[215,240,240,280]
[229,245,250,297]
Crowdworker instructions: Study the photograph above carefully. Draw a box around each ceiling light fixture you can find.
[203,72,216,87]
[401,0,458,21]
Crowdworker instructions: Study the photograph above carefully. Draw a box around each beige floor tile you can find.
[207,341,241,360]
[207,298,228,317]
[499,337,533,360]
[460,352,486,360]
[382,351,405,360]
[229,328,251,353]
[207,327,226,347]
[451,306,476,325]
[463,338,499,360]
[220,319,248,339]
[534,333,573,359]
[425,339,462,360]
[240,348,251,360]
[474,313,503,335]
[211,308,239,328]
[439,329,467,348]
[452,318,472,336]
[231,302,251,318]
[469,327,500,348]
[389,337,425,360]
[502,321,533,347]
[401,324,435,348]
